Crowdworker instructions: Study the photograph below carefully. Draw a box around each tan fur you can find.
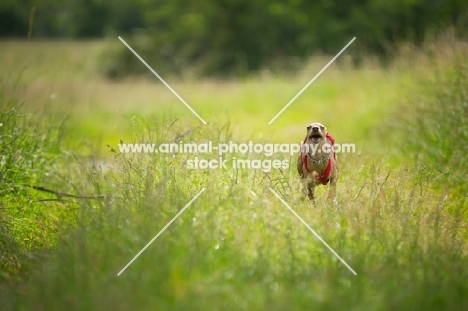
[297,122,339,204]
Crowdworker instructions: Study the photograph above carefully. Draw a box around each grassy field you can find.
[0,38,467,310]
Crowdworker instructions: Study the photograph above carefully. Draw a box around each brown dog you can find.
[297,122,339,204]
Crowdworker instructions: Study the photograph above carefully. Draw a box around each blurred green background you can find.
[2,0,468,77]
[1,1,468,311]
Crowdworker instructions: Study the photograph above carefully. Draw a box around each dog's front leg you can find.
[301,177,309,200]
[307,184,316,201]
[327,178,338,205]
[301,175,316,203]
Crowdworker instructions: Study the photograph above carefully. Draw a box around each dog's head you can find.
[306,122,327,144]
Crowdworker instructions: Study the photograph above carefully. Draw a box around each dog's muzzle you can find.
[308,131,323,143]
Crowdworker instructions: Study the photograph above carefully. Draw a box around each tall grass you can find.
[1,38,467,310]
[0,81,105,282]
[381,40,468,200]
[0,85,61,279]
[3,123,467,310]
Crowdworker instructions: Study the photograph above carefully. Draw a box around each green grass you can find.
[0,38,467,310]
[0,40,411,147]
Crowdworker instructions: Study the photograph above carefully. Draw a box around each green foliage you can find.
[105,0,468,77]
[0,1,27,37]
[385,49,468,198]
[3,122,468,310]
[1,39,468,310]
[1,0,468,76]
[0,83,77,279]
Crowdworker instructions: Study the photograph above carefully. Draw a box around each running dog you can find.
[297,122,339,204]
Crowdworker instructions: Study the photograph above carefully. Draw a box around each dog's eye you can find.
[320,126,324,130]
[307,125,312,130]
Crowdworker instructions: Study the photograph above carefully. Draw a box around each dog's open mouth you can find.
[308,133,323,143]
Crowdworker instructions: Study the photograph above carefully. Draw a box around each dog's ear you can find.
[320,124,327,133]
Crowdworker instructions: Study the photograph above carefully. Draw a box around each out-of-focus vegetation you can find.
[1,0,468,76]
[383,50,468,198]
[0,83,104,283]
[1,0,467,309]
[0,36,467,309]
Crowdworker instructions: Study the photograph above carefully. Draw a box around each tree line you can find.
[2,0,467,77]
